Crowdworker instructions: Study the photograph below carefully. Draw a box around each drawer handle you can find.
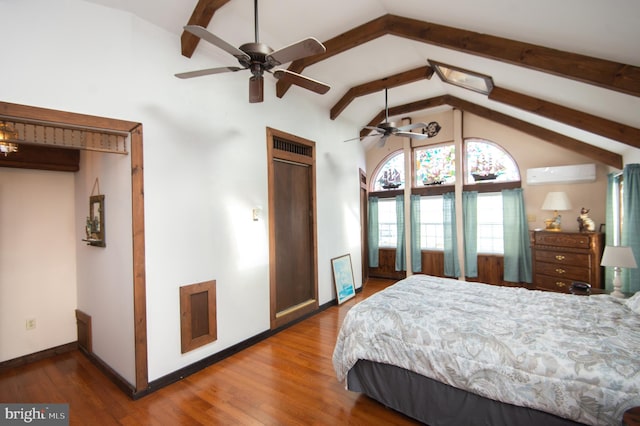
[555,268,566,274]
[555,281,567,288]
[555,255,565,261]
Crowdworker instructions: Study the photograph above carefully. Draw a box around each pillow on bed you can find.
[626,291,640,314]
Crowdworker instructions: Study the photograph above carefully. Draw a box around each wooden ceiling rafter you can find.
[359,95,622,169]
[330,66,434,120]
[276,14,640,100]
[181,0,231,58]
[488,87,640,149]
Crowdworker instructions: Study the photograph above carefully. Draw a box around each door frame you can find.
[266,127,318,330]
[0,101,148,393]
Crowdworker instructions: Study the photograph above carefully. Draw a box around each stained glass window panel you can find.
[414,145,455,187]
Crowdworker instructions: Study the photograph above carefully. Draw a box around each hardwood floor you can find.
[0,278,421,425]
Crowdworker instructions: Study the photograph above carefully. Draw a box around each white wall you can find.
[0,168,77,362]
[1,0,362,381]
[75,150,135,384]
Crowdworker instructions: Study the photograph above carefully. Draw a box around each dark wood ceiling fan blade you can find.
[267,38,326,66]
[183,25,250,61]
[273,70,330,94]
[175,66,245,79]
[249,75,264,103]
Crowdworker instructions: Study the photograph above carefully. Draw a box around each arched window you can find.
[465,139,520,184]
[371,151,404,192]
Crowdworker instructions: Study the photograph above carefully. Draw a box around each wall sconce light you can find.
[541,191,572,231]
[601,245,637,298]
[0,121,19,156]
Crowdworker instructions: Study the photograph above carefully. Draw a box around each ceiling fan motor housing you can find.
[239,42,275,75]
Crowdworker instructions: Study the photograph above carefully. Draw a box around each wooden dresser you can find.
[531,231,604,293]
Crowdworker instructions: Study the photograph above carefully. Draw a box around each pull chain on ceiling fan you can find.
[345,88,431,147]
[175,0,330,103]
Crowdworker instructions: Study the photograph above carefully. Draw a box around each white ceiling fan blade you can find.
[397,122,429,132]
[273,69,330,94]
[267,37,326,66]
[184,25,251,61]
[395,131,430,140]
[175,66,245,79]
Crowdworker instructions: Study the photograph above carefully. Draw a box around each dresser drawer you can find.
[535,250,590,265]
[534,233,591,249]
[535,274,573,293]
[536,261,591,282]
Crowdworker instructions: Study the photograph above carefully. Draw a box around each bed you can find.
[332,274,640,426]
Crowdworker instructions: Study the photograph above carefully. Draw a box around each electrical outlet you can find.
[25,318,36,330]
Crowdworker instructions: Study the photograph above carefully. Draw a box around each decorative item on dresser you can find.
[541,191,572,231]
[531,230,604,293]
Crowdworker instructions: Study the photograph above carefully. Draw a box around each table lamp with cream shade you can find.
[601,245,637,298]
[541,191,572,231]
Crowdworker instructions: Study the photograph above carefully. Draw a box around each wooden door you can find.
[267,128,318,329]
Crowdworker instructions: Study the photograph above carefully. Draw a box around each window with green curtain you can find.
[463,191,478,278]
[443,192,460,277]
[622,164,640,293]
[395,195,406,271]
[502,188,532,283]
[368,197,379,268]
[410,194,422,272]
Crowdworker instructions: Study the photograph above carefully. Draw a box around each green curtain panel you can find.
[502,188,532,283]
[410,195,422,273]
[463,191,478,278]
[622,164,640,293]
[443,192,460,277]
[604,173,616,292]
[395,195,406,271]
[367,197,379,268]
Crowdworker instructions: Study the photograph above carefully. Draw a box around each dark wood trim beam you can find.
[0,101,139,133]
[330,66,434,120]
[386,15,640,97]
[181,0,231,58]
[276,15,389,98]
[445,95,623,169]
[0,144,79,172]
[130,124,148,393]
[277,14,640,99]
[489,86,640,149]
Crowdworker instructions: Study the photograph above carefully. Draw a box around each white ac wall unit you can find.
[526,163,596,185]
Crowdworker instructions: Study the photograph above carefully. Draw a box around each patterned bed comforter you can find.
[332,274,640,425]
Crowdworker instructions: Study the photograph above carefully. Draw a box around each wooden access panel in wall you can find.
[180,280,217,353]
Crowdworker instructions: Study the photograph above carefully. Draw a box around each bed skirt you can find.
[347,359,586,426]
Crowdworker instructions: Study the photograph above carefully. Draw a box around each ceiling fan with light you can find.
[175,0,330,103]
[345,88,434,147]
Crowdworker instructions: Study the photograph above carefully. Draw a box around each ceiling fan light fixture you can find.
[0,122,19,156]
[428,60,494,95]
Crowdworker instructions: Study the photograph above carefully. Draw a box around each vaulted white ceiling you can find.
[85,0,640,159]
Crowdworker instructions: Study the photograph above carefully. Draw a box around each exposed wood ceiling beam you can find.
[181,0,231,58]
[359,95,622,169]
[330,66,434,120]
[276,14,640,100]
[489,87,640,149]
